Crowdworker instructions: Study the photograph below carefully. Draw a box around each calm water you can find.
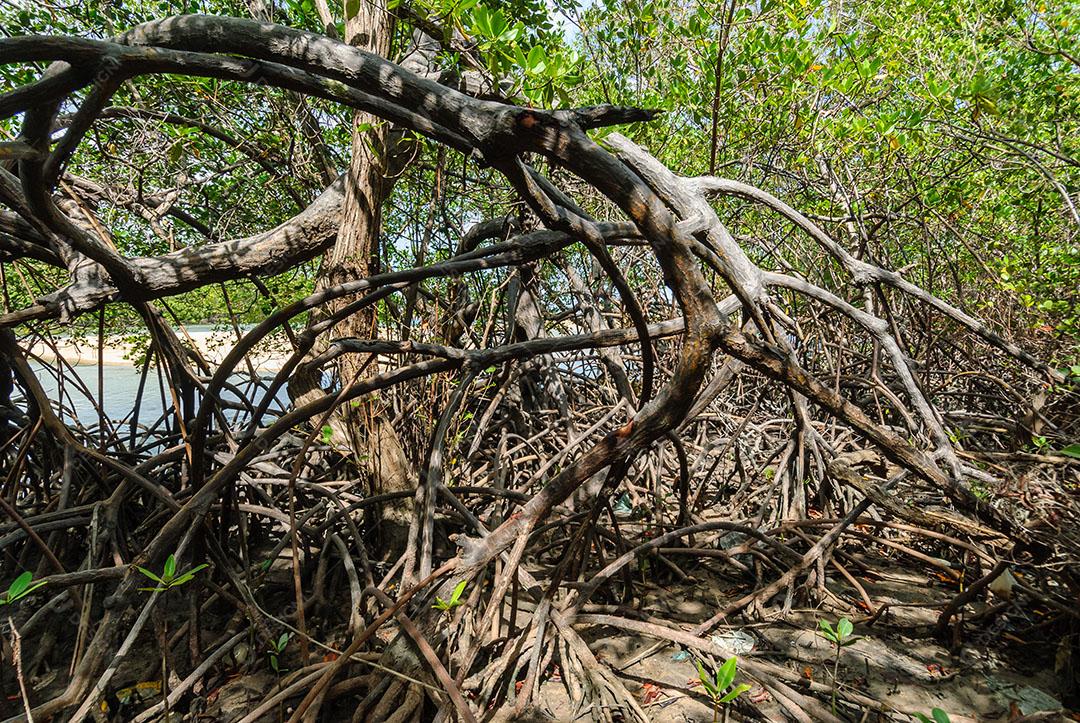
[28,362,289,428]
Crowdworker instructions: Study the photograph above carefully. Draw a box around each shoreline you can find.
[29,329,289,373]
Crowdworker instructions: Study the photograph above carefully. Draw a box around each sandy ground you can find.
[28,328,290,372]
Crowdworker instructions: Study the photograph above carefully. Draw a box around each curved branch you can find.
[0,176,344,325]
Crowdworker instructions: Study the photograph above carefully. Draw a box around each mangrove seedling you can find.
[268,632,290,722]
[135,554,209,593]
[914,709,951,723]
[268,632,290,673]
[1,572,44,721]
[135,555,208,721]
[695,656,751,723]
[432,580,468,614]
[818,617,858,715]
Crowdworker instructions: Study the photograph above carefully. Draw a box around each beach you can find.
[28,325,290,373]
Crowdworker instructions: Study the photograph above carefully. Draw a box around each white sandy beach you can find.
[29,327,291,373]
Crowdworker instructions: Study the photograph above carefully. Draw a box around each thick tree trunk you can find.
[292,0,416,555]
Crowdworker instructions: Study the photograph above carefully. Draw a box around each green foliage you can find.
[460,2,582,104]
[571,0,1079,340]
[8,0,1072,346]
[695,656,751,722]
[0,572,46,606]
[432,579,468,612]
[818,617,857,647]
[819,617,857,714]
[1060,443,1080,460]
[2,0,1075,374]
[696,657,751,704]
[914,709,952,723]
[268,632,290,673]
[135,554,209,593]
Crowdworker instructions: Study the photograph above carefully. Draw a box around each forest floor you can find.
[177,532,1072,723]
[6,474,1076,723]
[495,553,1069,722]
[15,556,1068,723]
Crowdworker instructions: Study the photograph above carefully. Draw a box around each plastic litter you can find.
[711,630,756,655]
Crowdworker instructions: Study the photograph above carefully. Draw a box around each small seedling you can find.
[1,572,45,607]
[695,657,751,723]
[135,554,208,593]
[818,617,857,647]
[135,555,208,721]
[914,710,951,723]
[268,632,290,673]
[268,632,290,723]
[432,580,468,613]
[818,617,858,715]
[2,572,44,721]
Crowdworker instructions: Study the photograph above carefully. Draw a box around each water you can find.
[27,362,289,430]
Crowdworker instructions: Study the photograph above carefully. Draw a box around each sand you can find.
[28,327,290,373]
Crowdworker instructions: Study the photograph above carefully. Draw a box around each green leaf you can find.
[716,656,737,692]
[471,6,491,37]
[449,579,468,605]
[19,580,46,600]
[1060,443,1080,459]
[135,566,164,584]
[8,571,32,600]
[932,709,951,723]
[321,425,334,444]
[499,24,520,43]
[168,564,208,587]
[837,617,853,640]
[488,9,508,38]
[277,632,290,650]
[696,661,718,697]
[527,46,546,74]
[187,563,209,577]
[914,715,933,723]
[163,555,176,582]
[719,683,751,703]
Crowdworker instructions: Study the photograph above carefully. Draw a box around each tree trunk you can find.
[292,0,416,556]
